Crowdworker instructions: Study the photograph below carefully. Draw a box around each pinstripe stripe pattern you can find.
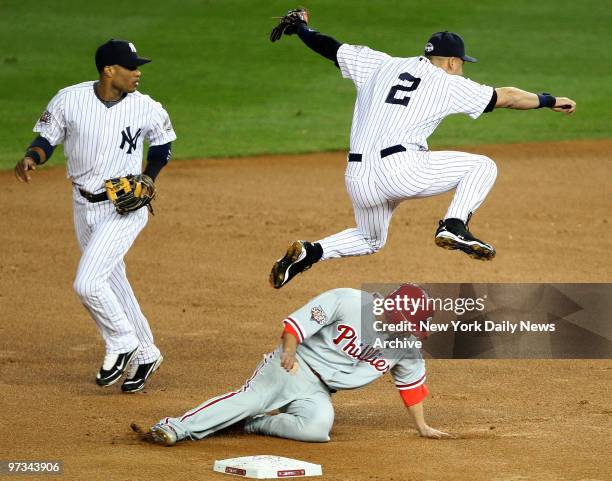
[34,81,176,194]
[316,45,497,260]
[319,150,497,259]
[72,191,159,362]
[33,81,176,364]
[337,45,493,155]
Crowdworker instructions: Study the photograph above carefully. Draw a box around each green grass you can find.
[1,0,610,169]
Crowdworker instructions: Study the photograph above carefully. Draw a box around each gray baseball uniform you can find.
[156,288,427,443]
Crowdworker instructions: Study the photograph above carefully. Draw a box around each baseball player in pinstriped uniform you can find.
[14,39,177,392]
[268,10,576,289]
[145,284,448,445]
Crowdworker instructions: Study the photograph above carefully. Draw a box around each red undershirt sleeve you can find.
[282,323,302,342]
[399,384,429,407]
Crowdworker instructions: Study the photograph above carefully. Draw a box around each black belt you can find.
[380,144,407,158]
[79,189,108,203]
[348,144,407,162]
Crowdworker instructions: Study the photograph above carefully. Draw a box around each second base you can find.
[213,455,322,478]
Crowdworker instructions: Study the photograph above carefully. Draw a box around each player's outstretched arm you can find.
[494,87,576,114]
[407,401,451,439]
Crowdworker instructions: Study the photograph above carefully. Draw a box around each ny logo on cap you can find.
[128,42,137,53]
[424,42,434,53]
[119,126,142,154]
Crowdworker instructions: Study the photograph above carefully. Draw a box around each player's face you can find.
[110,65,142,93]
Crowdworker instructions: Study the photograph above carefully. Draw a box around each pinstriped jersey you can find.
[337,44,494,155]
[33,81,177,194]
[283,288,426,391]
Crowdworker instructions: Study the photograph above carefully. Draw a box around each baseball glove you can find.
[270,7,309,42]
[105,174,156,215]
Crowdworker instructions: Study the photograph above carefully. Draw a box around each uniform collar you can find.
[93,81,128,108]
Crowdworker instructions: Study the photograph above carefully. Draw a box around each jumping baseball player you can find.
[14,39,177,392]
[142,284,448,445]
[268,9,577,289]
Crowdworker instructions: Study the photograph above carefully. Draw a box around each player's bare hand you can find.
[14,156,37,183]
[418,425,451,439]
[281,351,297,372]
[552,97,576,114]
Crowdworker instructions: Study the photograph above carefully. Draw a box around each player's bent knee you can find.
[297,407,334,442]
[73,276,102,300]
[297,423,331,443]
[480,155,498,178]
[302,433,330,443]
[72,278,87,298]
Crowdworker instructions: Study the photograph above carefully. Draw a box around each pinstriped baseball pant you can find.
[318,150,497,260]
[72,191,161,364]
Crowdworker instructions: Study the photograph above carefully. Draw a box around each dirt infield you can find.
[1,140,611,481]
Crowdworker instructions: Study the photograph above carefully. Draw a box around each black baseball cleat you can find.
[121,355,164,393]
[435,218,495,260]
[270,240,323,289]
[96,347,139,387]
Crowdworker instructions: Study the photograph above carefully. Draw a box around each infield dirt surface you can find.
[1,140,611,481]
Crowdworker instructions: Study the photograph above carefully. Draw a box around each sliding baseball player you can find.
[140,284,448,445]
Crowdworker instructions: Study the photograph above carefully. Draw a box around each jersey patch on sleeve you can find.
[39,110,52,124]
[310,305,328,325]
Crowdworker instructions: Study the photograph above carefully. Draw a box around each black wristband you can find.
[25,149,41,165]
[29,135,55,162]
[537,93,556,109]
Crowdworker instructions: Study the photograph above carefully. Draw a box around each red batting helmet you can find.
[383,283,433,340]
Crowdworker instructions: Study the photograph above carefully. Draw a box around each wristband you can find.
[25,149,41,165]
[537,93,556,109]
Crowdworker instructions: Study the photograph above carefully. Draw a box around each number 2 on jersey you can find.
[385,73,421,107]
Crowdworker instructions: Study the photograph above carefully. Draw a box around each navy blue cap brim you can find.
[462,55,477,63]
[121,57,151,68]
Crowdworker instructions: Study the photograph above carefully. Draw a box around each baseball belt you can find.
[348,144,408,162]
[79,189,108,203]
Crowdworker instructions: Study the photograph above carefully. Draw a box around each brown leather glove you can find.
[270,8,309,42]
